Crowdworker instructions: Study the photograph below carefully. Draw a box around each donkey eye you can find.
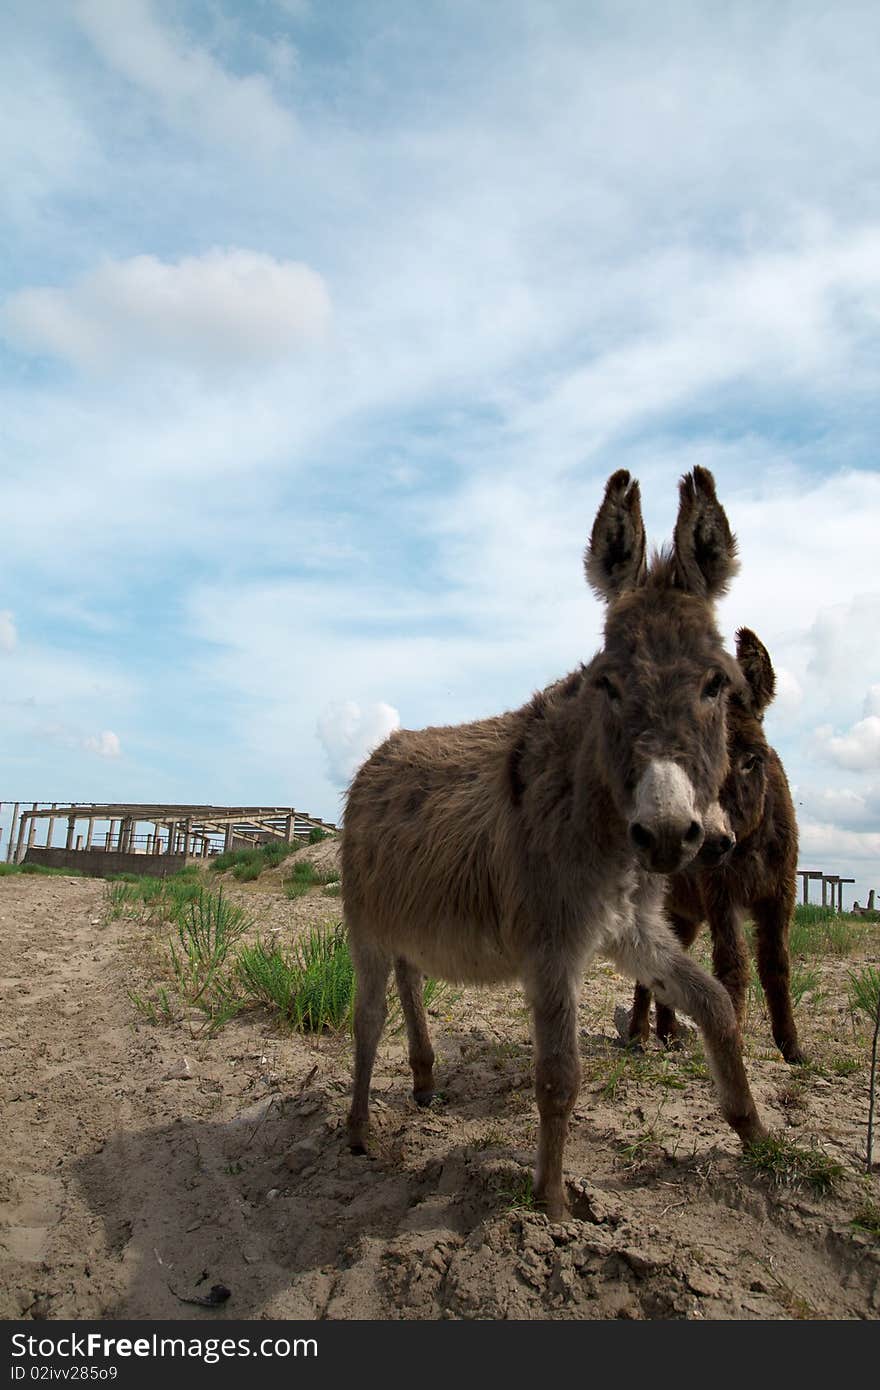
[740,753,762,773]
[701,671,728,701]
[595,674,622,703]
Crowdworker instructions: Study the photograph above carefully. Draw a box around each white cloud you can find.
[798,817,880,864]
[813,709,880,772]
[799,784,880,833]
[317,701,400,788]
[75,0,296,156]
[0,610,17,653]
[84,729,121,759]
[864,685,880,717]
[2,249,330,373]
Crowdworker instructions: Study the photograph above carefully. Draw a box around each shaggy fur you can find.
[629,628,805,1064]
[343,468,766,1221]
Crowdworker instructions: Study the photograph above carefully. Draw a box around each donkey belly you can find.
[368,914,520,986]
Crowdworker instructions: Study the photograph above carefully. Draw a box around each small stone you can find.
[163,1058,192,1081]
[242,1247,261,1265]
[687,1268,722,1298]
[265,1187,280,1201]
[284,1135,322,1174]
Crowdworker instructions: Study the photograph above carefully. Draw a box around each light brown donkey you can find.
[342,468,767,1220]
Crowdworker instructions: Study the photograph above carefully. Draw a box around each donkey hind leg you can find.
[654,914,701,1048]
[609,923,766,1147]
[347,941,392,1154]
[628,915,699,1048]
[394,957,436,1105]
[530,982,581,1223]
[752,894,806,1065]
[628,982,652,1048]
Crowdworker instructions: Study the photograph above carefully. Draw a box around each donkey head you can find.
[705,626,776,854]
[585,467,743,874]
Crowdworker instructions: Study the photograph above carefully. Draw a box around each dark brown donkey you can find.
[342,468,766,1221]
[628,628,805,1063]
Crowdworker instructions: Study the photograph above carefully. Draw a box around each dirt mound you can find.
[1,873,879,1320]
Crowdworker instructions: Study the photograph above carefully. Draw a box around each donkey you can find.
[342,468,766,1221]
[627,628,805,1064]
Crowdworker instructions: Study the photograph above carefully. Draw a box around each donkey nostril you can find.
[718,834,734,854]
[684,820,702,844]
[629,823,655,851]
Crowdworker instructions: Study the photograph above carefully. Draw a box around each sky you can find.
[1,0,879,906]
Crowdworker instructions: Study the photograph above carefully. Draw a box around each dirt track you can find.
[1,862,879,1320]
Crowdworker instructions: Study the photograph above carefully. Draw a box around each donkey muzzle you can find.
[692,801,736,868]
[628,759,704,874]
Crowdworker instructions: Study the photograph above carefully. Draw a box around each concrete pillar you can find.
[65,816,76,851]
[284,813,295,841]
[46,804,57,849]
[15,813,30,863]
[86,818,95,851]
[183,818,192,858]
[75,834,83,851]
[167,822,176,855]
[224,823,234,852]
[6,803,19,863]
[27,817,37,851]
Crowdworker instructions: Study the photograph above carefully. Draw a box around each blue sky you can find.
[1,0,879,904]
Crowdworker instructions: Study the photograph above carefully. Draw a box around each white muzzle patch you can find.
[632,760,697,830]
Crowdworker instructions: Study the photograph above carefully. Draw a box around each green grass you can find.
[209,838,305,879]
[851,1199,880,1238]
[236,924,355,1032]
[0,862,83,877]
[788,906,867,958]
[595,1048,689,1101]
[104,870,204,922]
[789,964,821,1008]
[493,1169,537,1213]
[282,859,339,899]
[847,965,880,1026]
[743,1134,844,1194]
[168,889,252,1007]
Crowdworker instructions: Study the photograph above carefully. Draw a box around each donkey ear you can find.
[584,470,647,601]
[673,466,739,599]
[735,627,776,715]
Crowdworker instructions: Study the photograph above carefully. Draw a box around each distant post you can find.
[6,803,19,863]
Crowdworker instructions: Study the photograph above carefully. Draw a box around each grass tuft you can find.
[743,1134,844,1194]
[851,1199,880,1239]
[236,923,354,1032]
[847,966,880,1027]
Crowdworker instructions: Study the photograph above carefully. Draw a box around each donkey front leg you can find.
[611,927,766,1147]
[752,893,806,1065]
[347,940,392,1154]
[394,956,436,1105]
[706,902,750,1031]
[654,913,701,1048]
[529,981,581,1222]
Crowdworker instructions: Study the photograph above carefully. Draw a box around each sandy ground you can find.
[2,850,879,1321]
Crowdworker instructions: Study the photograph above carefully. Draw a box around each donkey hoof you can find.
[349,1141,369,1156]
[413,1090,434,1108]
[783,1045,808,1066]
